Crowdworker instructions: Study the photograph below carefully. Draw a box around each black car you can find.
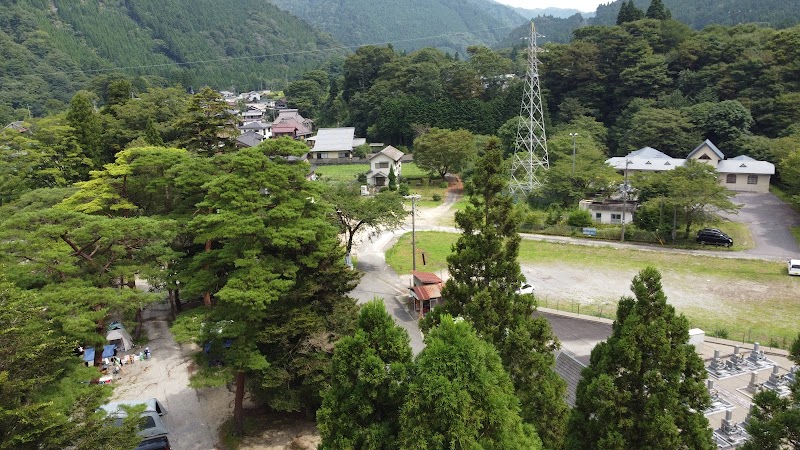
[696,228,733,247]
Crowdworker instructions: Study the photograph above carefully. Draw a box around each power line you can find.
[17,24,523,79]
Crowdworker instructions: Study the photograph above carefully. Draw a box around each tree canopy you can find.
[566,267,714,450]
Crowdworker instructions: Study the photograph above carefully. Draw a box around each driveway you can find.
[721,192,800,260]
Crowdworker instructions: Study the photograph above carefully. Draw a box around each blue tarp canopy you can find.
[83,344,117,362]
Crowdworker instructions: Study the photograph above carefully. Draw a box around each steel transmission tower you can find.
[510,21,549,195]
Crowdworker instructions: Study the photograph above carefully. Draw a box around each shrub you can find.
[357,173,367,183]
[438,181,448,188]
[432,193,442,202]
[399,183,410,195]
[567,209,593,228]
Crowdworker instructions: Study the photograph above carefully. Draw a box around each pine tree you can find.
[188,139,359,433]
[400,316,542,450]
[66,90,104,165]
[617,0,644,25]
[645,0,672,20]
[423,138,568,448]
[317,300,412,449]
[566,267,715,450]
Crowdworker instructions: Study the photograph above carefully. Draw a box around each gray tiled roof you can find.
[554,350,587,407]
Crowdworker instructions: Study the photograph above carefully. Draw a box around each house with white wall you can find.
[605,140,774,192]
[365,146,404,187]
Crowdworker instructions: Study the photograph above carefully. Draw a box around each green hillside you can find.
[0,0,342,123]
[591,0,800,29]
[268,0,528,54]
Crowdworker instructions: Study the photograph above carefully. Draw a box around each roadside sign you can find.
[582,227,597,237]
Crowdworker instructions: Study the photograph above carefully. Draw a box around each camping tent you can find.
[106,326,134,351]
[83,344,117,362]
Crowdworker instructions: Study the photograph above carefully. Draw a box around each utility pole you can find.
[403,194,421,272]
[570,132,578,175]
[621,160,631,242]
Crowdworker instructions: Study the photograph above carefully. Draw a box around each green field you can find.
[385,230,800,346]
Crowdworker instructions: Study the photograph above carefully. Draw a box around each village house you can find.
[408,271,444,319]
[306,127,366,160]
[365,146,404,187]
[271,109,313,140]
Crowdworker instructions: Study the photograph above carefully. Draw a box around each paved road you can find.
[720,192,800,260]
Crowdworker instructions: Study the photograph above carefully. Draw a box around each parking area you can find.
[721,192,800,260]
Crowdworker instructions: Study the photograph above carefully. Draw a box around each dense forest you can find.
[592,0,800,29]
[0,0,342,124]
[269,0,528,54]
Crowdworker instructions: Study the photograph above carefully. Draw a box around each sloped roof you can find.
[412,271,442,285]
[370,145,405,162]
[554,350,587,408]
[312,127,357,152]
[626,146,670,159]
[409,284,442,301]
[717,159,775,175]
[687,139,725,160]
[606,156,684,171]
[236,131,264,148]
[729,155,756,161]
[239,121,269,130]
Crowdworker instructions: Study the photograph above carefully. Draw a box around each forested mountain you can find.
[0,0,342,124]
[512,7,594,20]
[591,0,800,29]
[268,0,528,54]
[495,13,588,46]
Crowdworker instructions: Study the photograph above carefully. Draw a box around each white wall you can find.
[717,173,771,193]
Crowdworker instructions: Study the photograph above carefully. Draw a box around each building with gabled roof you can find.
[366,145,404,187]
[605,140,774,192]
[307,127,366,160]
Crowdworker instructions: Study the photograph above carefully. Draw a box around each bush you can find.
[432,193,442,202]
[567,209,593,228]
[357,173,367,183]
[399,183,410,196]
[546,207,563,226]
[438,181,448,188]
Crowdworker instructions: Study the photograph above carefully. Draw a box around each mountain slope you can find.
[268,0,528,54]
[590,0,800,29]
[0,0,342,122]
[513,7,595,20]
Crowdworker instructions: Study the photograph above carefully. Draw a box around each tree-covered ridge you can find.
[0,0,342,124]
[268,0,528,54]
[591,0,800,29]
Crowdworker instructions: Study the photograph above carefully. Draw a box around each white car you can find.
[516,283,535,295]
[789,259,800,276]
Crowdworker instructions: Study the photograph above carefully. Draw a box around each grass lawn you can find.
[314,164,369,182]
[386,230,800,345]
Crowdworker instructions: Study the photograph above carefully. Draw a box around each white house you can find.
[366,146,404,187]
[605,140,774,193]
[307,127,366,160]
[579,199,636,225]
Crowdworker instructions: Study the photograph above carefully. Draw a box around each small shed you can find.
[409,271,443,319]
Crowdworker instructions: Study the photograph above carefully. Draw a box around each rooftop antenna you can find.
[510,21,549,195]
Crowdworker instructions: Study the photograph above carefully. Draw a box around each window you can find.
[726,174,737,183]
[376,162,389,169]
[699,154,711,160]
[611,213,622,224]
[747,175,758,184]
[595,212,602,221]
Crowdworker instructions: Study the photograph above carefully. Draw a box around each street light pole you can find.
[569,132,578,175]
[621,159,631,242]
[403,194,421,272]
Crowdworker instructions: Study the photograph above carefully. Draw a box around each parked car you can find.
[696,229,733,247]
[101,398,170,446]
[516,283,535,295]
[789,259,800,276]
